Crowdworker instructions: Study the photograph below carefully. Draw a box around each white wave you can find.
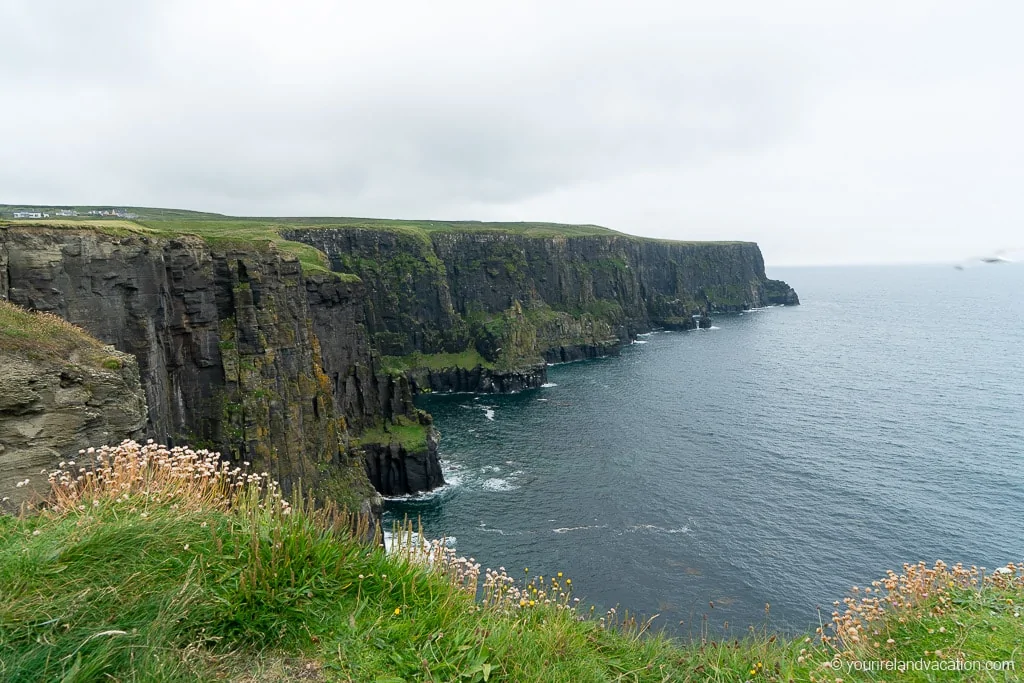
[633,340,648,344]
[481,477,517,492]
[483,408,495,421]
[380,528,413,551]
[708,326,721,330]
[625,524,691,534]
[552,524,609,534]
[380,529,457,553]
[382,534,458,559]
[536,398,548,402]
[481,464,501,473]
[540,382,558,388]
[636,331,654,337]
[382,532,456,548]
[382,472,463,502]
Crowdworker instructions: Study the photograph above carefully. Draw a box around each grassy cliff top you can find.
[0,204,751,247]
[1,204,622,237]
[1,205,753,281]
[0,300,124,370]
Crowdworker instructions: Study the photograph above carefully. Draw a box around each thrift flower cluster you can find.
[389,526,582,616]
[44,439,291,516]
[808,559,1024,679]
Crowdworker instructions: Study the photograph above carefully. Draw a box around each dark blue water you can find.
[386,265,1024,636]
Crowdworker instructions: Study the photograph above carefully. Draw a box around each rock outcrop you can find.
[0,305,147,511]
[362,427,444,497]
[406,365,548,394]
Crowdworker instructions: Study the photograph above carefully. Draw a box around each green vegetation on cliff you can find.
[354,417,432,451]
[2,440,1020,682]
[0,216,339,277]
[380,348,495,375]
[0,300,123,370]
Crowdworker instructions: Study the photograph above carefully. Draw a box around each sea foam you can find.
[481,478,517,492]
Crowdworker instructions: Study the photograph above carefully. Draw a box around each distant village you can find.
[7,208,139,220]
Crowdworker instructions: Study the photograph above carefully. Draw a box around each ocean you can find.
[385,264,1024,636]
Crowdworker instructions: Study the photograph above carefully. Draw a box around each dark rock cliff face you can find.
[283,228,798,375]
[0,226,437,506]
[303,275,415,434]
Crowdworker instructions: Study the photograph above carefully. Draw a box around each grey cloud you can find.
[2,0,1022,264]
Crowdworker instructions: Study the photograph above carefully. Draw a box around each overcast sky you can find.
[2,1,1021,265]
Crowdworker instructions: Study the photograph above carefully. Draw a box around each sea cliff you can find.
[284,227,797,390]
[0,213,797,509]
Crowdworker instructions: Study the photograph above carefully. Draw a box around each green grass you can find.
[2,464,1023,681]
[379,348,495,376]
[132,219,337,275]
[354,418,432,452]
[0,300,123,369]
[0,218,160,238]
